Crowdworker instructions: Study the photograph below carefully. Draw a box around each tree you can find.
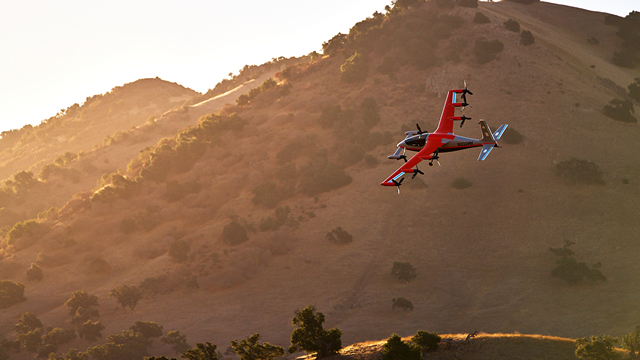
[48,348,88,360]
[161,331,191,355]
[623,326,640,359]
[603,98,636,123]
[0,280,27,309]
[231,333,285,360]
[17,329,42,354]
[65,291,99,316]
[222,219,249,245]
[78,320,105,342]
[129,321,163,346]
[411,331,441,352]
[326,227,353,244]
[15,312,43,334]
[382,334,421,360]
[182,342,220,360]
[109,285,143,313]
[391,262,417,282]
[628,78,640,102]
[288,306,342,358]
[550,241,606,285]
[72,307,100,325]
[575,336,622,360]
[27,263,44,281]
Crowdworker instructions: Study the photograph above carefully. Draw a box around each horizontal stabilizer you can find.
[478,144,495,161]
[493,124,508,140]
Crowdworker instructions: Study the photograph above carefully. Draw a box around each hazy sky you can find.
[1,0,637,133]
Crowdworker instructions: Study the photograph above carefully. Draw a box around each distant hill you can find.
[1,1,639,360]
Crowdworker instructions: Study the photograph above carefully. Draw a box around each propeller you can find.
[416,123,425,135]
[411,168,424,179]
[392,177,404,194]
[460,115,472,128]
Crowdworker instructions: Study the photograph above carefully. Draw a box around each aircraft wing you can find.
[381,140,442,186]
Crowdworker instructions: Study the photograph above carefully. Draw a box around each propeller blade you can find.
[416,123,423,134]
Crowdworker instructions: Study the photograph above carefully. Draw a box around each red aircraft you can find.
[381,84,507,192]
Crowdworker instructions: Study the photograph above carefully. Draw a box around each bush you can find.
[259,207,296,232]
[326,227,353,244]
[391,261,417,282]
[451,177,472,189]
[504,19,521,32]
[6,220,39,246]
[555,158,604,185]
[603,98,636,123]
[411,331,441,352]
[26,263,43,281]
[223,218,249,245]
[473,12,490,24]
[520,30,535,46]
[392,297,414,311]
[473,39,504,64]
[169,240,191,263]
[382,334,421,360]
[0,280,26,309]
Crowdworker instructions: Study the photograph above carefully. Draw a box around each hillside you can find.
[1,1,640,360]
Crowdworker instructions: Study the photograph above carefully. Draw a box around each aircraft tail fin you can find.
[477,120,504,161]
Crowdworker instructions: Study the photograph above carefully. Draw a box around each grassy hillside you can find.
[1,1,639,359]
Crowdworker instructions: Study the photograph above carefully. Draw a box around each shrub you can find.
[341,52,368,83]
[451,177,472,189]
[322,32,347,56]
[162,331,191,355]
[223,218,249,245]
[622,326,640,359]
[603,98,636,123]
[612,49,640,68]
[259,207,296,232]
[391,261,417,282]
[473,12,490,24]
[0,280,26,309]
[26,263,43,281]
[169,240,191,263]
[411,331,441,352]
[382,334,421,360]
[326,227,353,244]
[473,39,504,64]
[88,257,111,275]
[555,158,605,185]
[520,30,535,46]
[504,19,521,32]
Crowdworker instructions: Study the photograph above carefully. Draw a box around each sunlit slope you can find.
[1,2,639,359]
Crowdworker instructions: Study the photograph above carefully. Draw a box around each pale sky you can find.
[1,0,637,133]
